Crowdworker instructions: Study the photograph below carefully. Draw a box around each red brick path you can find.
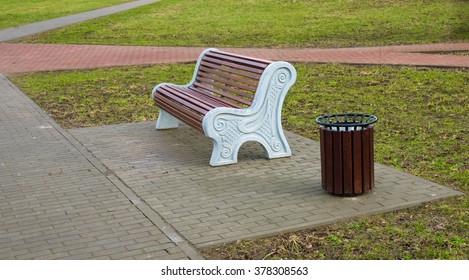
[0,42,468,73]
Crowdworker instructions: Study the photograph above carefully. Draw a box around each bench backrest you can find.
[190,49,272,108]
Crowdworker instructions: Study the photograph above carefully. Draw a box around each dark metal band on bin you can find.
[315,113,378,131]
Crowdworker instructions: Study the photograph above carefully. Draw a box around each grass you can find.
[20,0,468,48]
[8,63,468,259]
[202,196,467,259]
[7,65,192,128]
[0,0,132,30]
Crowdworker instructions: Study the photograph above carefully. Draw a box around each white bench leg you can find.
[207,128,291,167]
[156,109,180,130]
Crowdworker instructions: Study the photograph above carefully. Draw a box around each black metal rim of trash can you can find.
[316,113,378,196]
[315,113,378,131]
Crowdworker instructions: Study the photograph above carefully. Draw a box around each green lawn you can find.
[21,0,468,48]
[8,63,468,259]
[0,0,133,29]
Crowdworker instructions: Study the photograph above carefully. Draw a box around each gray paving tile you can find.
[0,76,199,260]
[69,121,462,248]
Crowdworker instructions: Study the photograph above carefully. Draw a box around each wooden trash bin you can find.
[316,113,378,196]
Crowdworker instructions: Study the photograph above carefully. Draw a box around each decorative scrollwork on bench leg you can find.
[202,62,297,166]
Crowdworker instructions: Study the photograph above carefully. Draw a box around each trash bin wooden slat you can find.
[352,130,363,194]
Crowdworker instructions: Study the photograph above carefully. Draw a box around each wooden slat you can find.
[362,127,372,192]
[332,131,343,195]
[200,60,261,80]
[159,89,211,115]
[342,131,353,195]
[159,86,211,113]
[192,82,252,107]
[165,85,237,110]
[210,49,272,65]
[203,56,265,74]
[199,65,259,88]
[189,87,243,109]
[153,95,204,131]
[320,128,327,192]
[324,129,334,194]
[154,93,204,121]
[196,73,255,96]
[208,51,271,66]
[197,68,258,93]
[158,84,243,110]
[195,76,254,101]
[369,126,375,190]
[352,130,363,194]
[158,105,201,131]
[206,51,270,69]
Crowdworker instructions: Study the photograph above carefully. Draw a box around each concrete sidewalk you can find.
[0,0,161,42]
[0,75,202,259]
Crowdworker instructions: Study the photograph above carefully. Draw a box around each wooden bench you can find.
[151,48,297,166]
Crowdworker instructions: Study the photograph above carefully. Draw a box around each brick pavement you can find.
[69,122,461,248]
[0,43,468,74]
[0,75,202,259]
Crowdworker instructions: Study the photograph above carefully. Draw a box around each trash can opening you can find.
[315,113,378,131]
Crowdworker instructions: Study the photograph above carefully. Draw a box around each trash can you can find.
[316,113,378,196]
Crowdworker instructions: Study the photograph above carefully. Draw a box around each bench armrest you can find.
[202,61,296,166]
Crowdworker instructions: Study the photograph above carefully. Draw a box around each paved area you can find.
[69,122,461,248]
[0,1,466,260]
[0,43,468,74]
[0,75,202,260]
